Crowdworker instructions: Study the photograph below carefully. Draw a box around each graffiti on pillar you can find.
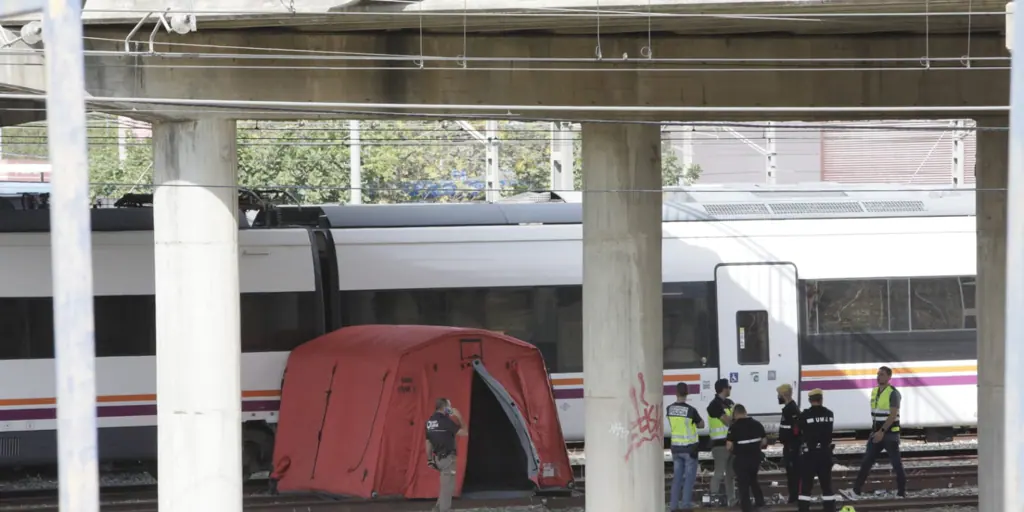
[623,372,664,462]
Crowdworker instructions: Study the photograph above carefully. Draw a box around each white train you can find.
[0,185,978,473]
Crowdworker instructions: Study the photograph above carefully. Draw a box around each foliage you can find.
[0,117,702,203]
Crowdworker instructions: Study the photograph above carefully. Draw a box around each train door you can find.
[714,263,800,421]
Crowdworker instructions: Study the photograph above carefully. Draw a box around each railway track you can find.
[0,465,978,511]
[574,465,978,494]
[2,493,980,511]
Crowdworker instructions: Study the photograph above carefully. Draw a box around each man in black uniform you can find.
[425,397,467,512]
[725,404,767,512]
[778,383,801,504]
[797,389,837,512]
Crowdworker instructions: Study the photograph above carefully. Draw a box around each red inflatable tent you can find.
[271,325,574,499]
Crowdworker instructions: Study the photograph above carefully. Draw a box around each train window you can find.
[909,278,964,331]
[806,280,889,334]
[241,292,320,352]
[664,282,713,369]
[888,279,910,331]
[483,288,536,343]
[960,277,977,329]
[340,282,715,373]
[555,286,583,373]
[736,310,770,365]
[0,297,53,359]
[95,295,156,357]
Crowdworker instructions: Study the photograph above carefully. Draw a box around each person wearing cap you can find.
[797,389,837,512]
[667,382,704,512]
[726,403,768,512]
[777,383,802,503]
[707,377,736,506]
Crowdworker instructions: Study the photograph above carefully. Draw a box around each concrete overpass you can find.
[0,1,1013,511]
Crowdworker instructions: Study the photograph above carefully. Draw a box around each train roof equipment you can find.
[0,183,976,233]
[271,325,573,499]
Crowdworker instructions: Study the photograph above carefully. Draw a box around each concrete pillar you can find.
[581,123,664,512]
[976,117,1007,512]
[153,119,242,512]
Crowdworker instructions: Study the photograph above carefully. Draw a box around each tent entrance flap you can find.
[462,369,534,495]
[470,359,540,478]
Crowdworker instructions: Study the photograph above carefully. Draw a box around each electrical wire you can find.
[0,92,1009,114]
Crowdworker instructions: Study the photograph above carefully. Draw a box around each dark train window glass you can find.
[554,286,583,373]
[804,276,976,335]
[888,279,910,332]
[342,282,714,373]
[95,295,156,357]
[241,292,320,352]
[806,279,889,334]
[663,282,712,369]
[910,277,965,331]
[736,310,770,365]
[0,297,53,359]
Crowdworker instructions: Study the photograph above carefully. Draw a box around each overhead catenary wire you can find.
[0,92,1009,114]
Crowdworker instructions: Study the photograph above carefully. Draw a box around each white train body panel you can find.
[332,214,977,439]
[0,196,980,463]
[0,229,310,437]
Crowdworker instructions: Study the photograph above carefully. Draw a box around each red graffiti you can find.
[624,372,664,462]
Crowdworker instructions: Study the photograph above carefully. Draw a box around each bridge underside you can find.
[0,29,1009,122]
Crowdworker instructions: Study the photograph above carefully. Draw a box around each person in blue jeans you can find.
[667,382,704,511]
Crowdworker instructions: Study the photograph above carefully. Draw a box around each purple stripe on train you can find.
[802,374,977,391]
[552,383,700,400]
[0,400,281,422]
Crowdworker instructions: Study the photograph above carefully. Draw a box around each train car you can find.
[0,184,977,473]
[320,185,978,440]
[0,207,333,474]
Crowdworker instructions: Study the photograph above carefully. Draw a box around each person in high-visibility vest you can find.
[839,366,907,500]
[707,378,736,506]
[667,382,704,511]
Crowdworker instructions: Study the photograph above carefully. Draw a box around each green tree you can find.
[0,116,702,204]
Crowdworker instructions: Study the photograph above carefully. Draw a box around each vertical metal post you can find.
[550,122,560,190]
[765,121,777,185]
[680,125,694,186]
[485,120,500,202]
[559,122,575,191]
[348,120,362,204]
[1005,2,1024,508]
[550,122,575,192]
[41,1,100,511]
[117,116,128,164]
[951,119,966,186]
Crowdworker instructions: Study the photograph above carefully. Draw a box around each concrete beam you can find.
[74,30,1008,121]
[2,0,1006,35]
[0,27,46,126]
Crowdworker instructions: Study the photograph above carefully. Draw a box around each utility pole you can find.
[550,122,575,192]
[719,123,778,184]
[349,120,362,204]
[455,120,503,202]
[951,119,967,186]
[765,121,777,185]
[117,117,128,164]
[485,120,500,202]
